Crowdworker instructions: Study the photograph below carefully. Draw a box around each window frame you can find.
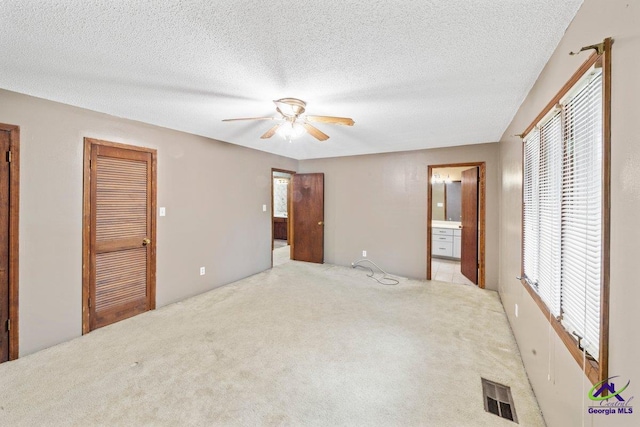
[519,38,611,386]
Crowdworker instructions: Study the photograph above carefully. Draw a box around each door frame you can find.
[271,168,296,268]
[427,162,486,288]
[82,138,157,334]
[0,123,19,360]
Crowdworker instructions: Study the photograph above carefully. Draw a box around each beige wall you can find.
[498,1,640,426]
[0,89,298,356]
[299,142,500,287]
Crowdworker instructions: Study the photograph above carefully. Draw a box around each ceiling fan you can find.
[222,98,354,141]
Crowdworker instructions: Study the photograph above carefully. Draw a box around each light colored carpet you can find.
[0,259,544,426]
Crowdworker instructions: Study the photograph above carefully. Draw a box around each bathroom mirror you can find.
[273,176,290,218]
[431,181,462,222]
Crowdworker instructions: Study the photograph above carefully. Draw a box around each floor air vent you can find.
[481,378,518,423]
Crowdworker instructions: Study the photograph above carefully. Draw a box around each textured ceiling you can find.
[0,0,582,160]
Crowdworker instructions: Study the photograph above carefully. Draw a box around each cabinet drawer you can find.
[432,241,453,257]
[433,235,453,243]
[433,227,453,236]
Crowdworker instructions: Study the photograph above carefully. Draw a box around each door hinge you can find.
[88,297,92,309]
[6,151,11,163]
[89,159,92,168]
[6,319,10,332]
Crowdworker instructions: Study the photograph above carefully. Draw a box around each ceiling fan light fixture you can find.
[223,97,352,142]
[276,121,306,141]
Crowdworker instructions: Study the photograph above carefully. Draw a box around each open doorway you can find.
[271,169,325,267]
[271,169,295,267]
[427,163,486,288]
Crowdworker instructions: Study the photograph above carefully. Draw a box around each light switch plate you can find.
[159,207,166,217]
[262,204,267,212]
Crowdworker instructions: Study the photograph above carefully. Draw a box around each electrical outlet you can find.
[515,303,519,318]
[200,267,205,276]
[362,250,367,257]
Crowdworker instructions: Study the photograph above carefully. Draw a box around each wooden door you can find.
[83,139,156,333]
[291,173,324,263]
[461,167,479,284]
[0,131,9,362]
[0,124,19,362]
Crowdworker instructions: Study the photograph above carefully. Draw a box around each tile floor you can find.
[273,244,291,266]
[432,257,476,286]
[274,239,288,248]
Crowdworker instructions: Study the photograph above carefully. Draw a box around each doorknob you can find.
[142,238,151,246]
[318,221,324,226]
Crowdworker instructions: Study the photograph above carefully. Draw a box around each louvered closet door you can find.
[88,142,156,331]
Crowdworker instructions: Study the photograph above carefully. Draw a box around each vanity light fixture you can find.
[431,174,453,184]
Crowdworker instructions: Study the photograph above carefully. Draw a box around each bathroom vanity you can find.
[273,216,288,240]
[431,220,462,259]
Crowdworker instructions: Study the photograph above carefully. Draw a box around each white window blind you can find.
[522,68,603,361]
[561,72,603,359]
[523,129,540,289]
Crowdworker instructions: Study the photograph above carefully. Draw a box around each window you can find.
[520,40,611,385]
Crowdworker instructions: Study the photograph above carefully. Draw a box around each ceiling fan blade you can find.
[261,124,281,139]
[222,117,275,122]
[305,115,355,126]
[302,123,330,141]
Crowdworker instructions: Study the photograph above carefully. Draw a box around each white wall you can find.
[499,1,640,426]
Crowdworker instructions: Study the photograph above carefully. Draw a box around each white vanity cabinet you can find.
[453,229,461,258]
[432,227,462,259]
